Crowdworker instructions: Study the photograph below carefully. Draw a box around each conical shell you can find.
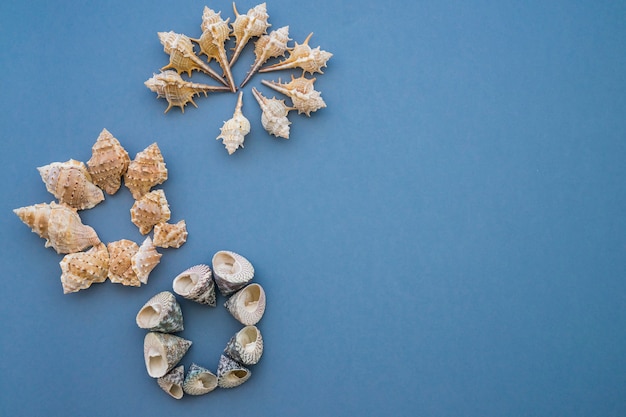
[224,325,263,365]
[86,128,130,195]
[124,143,168,200]
[217,92,250,155]
[14,202,100,254]
[132,237,162,284]
[38,159,104,210]
[157,365,185,399]
[59,243,109,294]
[212,250,255,296]
[217,354,251,388]
[224,283,266,326]
[136,291,183,333]
[229,2,271,67]
[259,32,332,75]
[261,75,326,116]
[153,220,188,249]
[130,189,171,235]
[172,264,216,307]
[144,332,192,378]
[183,363,218,395]
[107,239,140,286]
[251,87,292,139]
[240,25,290,88]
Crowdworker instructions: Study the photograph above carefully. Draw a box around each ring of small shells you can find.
[136,251,266,398]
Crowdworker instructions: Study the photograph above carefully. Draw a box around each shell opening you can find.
[196,374,218,390]
[238,326,258,346]
[169,384,183,399]
[226,369,249,381]
[214,252,241,275]
[173,273,197,295]
[242,285,262,312]
[147,348,167,377]
[137,305,162,328]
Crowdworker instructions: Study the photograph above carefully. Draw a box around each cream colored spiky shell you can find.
[224,283,266,326]
[124,143,168,200]
[130,189,171,235]
[131,237,162,284]
[223,325,264,365]
[229,2,271,67]
[144,332,192,378]
[153,220,188,249]
[261,75,326,116]
[38,159,104,210]
[240,25,290,88]
[86,128,130,195]
[59,243,109,294]
[251,87,293,139]
[259,32,331,75]
[107,239,140,286]
[217,92,250,155]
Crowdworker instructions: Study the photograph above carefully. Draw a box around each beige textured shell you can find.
[124,143,168,200]
[229,2,271,67]
[13,201,100,254]
[132,237,162,284]
[172,264,215,306]
[107,239,140,286]
[212,250,255,296]
[251,87,293,139]
[157,365,185,400]
[59,243,109,294]
[217,354,251,388]
[259,32,332,75]
[86,128,130,195]
[224,283,266,326]
[261,75,326,116]
[38,159,104,210]
[153,220,188,249]
[217,92,250,155]
[240,26,290,88]
[144,332,192,378]
[183,363,218,395]
[130,189,171,235]
[223,325,264,365]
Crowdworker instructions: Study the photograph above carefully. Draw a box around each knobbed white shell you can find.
[229,2,271,67]
[131,236,162,284]
[240,25,290,88]
[261,75,326,116]
[173,264,216,307]
[224,325,264,365]
[107,239,140,286]
[153,220,188,249]
[130,189,171,235]
[157,365,185,400]
[144,332,192,378]
[251,87,293,139]
[59,243,109,294]
[216,354,251,388]
[259,32,332,75]
[86,128,130,195]
[136,291,183,333]
[224,283,266,326]
[183,363,218,395]
[217,92,250,155]
[38,159,104,210]
[212,250,255,296]
[124,143,168,200]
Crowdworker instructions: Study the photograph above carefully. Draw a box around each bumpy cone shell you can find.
[157,365,185,399]
[107,239,140,286]
[183,363,218,395]
[216,91,250,155]
[212,250,255,296]
[144,332,192,378]
[251,87,292,139]
[224,325,263,365]
[229,2,271,68]
[217,354,251,388]
[240,25,290,88]
[172,264,216,307]
[87,128,130,195]
[124,143,168,200]
[224,283,266,326]
[59,243,109,294]
[153,220,188,249]
[132,236,162,284]
[130,189,171,235]
[136,291,183,333]
[38,159,105,210]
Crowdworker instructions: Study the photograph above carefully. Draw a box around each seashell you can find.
[158,31,227,86]
[261,75,326,116]
[14,201,100,254]
[124,142,168,200]
[131,236,162,284]
[224,283,266,326]
[191,7,236,92]
[183,363,218,395]
[86,128,130,195]
[136,291,183,333]
[144,332,192,378]
[157,365,185,400]
[217,354,251,388]
[229,2,271,68]
[153,220,188,249]
[37,159,104,210]
[240,25,290,88]
[212,250,255,296]
[216,91,250,155]
[172,264,216,307]
[107,239,140,286]
[251,87,293,139]
[145,70,230,114]
[59,243,109,294]
[259,32,332,75]
[224,325,263,365]
[130,189,171,235]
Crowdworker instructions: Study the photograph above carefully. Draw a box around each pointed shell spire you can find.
[240,25,290,88]
[131,237,162,284]
[107,239,140,286]
[261,75,326,116]
[229,2,271,68]
[124,142,168,200]
[157,365,185,399]
[172,264,216,307]
[37,159,104,210]
[217,354,251,388]
[217,92,251,155]
[130,189,171,235]
[251,87,293,139]
[86,128,130,195]
[224,325,264,365]
[224,283,266,326]
[59,243,109,294]
[153,220,188,249]
[212,250,255,296]
[143,332,192,378]
[136,291,184,333]
[259,32,332,75]
[183,363,218,395]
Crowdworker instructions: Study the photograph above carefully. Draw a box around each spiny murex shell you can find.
[144,332,192,378]
[183,363,218,395]
[124,143,168,200]
[217,354,251,388]
[13,201,100,254]
[107,239,140,286]
[224,283,266,326]
[153,220,188,249]
[38,159,104,210]
[240,25,290,88]
[86,128,130,195]
[212,250,255,296]
[259,32,332,75]
[131,236,162,284]
[157,365,185,400]
[130,189,171,235]
[172,264,216,307]
[262,74,326,116]
[59,243,109,294]
[251,87,293,139]
[229,2,271,67]
[224,325,263,365]
[217,91,250,155]
[136,291,183,333]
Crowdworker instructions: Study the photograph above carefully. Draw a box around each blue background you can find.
[1,1,625,415]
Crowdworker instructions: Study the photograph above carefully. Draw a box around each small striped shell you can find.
[153,220,188,249]
[38,159,104,210]
[217,92,250,155]
[124,143,168,200]
[217,354,251,388]
[183,363,218,395]
[131,237,162,284]
[212,250,255,296]
[59,243,109,294]
[261,75,326,116]
[224,283,266,326]
[144,332,192,378]
[251,87,292,139]
[86,128,130,195]
[173,264,216,307]
[136,291,183,333]
[130,189,171,235]
[224,325,264,365]
[107,239,140,286]
[157,365,185,400]
[229,2,271,67]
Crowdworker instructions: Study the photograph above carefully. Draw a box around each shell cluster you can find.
[145,2,332,153]
[136,250,266,399]
[13,129,188,294]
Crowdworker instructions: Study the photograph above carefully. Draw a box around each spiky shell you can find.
[136,291,183,333]
[172,264,216,307]
[153,220,188,249]
[59,243,109,294]
[259,32,332,75]
[261,75,326,116]
[86,128,130,195]
[157,365,185,399]
[229,2,271,67]
[183,363,218,395]
[217,354,251,388]
[13,202,100,254]
[131,237,162,284]
[124,143,168,200]
[240,25,290,88]
[224,283,266,326]
[217,92,250,155]
[107,239,140,286]
[212,250,255,296]
[251,87,292,139]
[144,332,192,378]
[37,159,104,210]
[130,189,171,235]
[224,325,263,365]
